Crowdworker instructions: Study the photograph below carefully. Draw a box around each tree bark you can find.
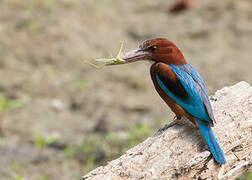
[82,82,252,180]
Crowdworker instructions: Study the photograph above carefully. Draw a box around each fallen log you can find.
[83,82,252,180]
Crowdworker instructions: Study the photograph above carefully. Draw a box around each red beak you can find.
[121,48,150,64]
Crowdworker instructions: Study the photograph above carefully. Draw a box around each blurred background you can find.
[0,0,251,179]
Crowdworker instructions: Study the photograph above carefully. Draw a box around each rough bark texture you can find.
[83,82,252,180]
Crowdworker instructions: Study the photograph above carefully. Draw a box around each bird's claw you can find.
[157,117,180,134]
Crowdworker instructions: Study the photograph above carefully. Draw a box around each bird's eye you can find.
[147,45,157,52]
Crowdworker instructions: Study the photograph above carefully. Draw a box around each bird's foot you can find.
[157,117,180,133]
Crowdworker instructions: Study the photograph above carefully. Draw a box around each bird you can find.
[168,0,195,14]
[119,38,226,164]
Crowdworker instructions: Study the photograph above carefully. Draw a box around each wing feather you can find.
[155,63,214,124]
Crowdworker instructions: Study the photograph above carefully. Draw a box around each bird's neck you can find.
[155,47,187,65]
[161,56,187,65]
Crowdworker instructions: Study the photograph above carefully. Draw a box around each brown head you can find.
[122,38,186,65]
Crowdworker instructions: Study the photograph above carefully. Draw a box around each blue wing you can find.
[154,63,225,164]
[156,63,214,124]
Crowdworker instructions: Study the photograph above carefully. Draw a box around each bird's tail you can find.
[196,119,226,164]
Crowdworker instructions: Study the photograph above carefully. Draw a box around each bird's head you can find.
[122,38,186,65]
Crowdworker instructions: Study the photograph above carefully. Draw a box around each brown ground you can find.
[0,0,251,179]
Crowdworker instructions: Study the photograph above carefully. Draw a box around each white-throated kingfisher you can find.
[119,38,226,164]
